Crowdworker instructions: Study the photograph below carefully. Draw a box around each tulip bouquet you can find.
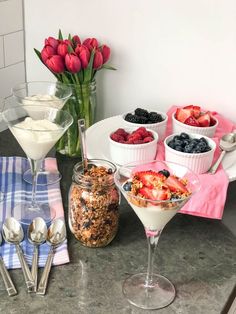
[34,30,115,157]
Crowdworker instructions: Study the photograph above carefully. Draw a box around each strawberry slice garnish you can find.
[175,108,193,123]
[135,171,165,188]
[193,105,201,118]
[184,116,200,126]
[197,112,211,127]
[139,186,170,201]
[165,175,188,194]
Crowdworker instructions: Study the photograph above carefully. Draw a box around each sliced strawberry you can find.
[197,112,210,127]
[139,186,170,201]
[165,175,188,194]
[184,116,199,126]
[143,136,154,143]
[135,171,165,188]
[175,108,193,123]
[209,114,217,126]
[193,106,201,118]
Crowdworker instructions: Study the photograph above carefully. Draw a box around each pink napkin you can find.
[157,106,236,220]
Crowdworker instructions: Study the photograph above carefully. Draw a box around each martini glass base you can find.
[122,273,175,310]
[13,202,56,226]
[23,169,62,186]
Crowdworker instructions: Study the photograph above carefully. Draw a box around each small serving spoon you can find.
[2,217,34,292]
[28,217,47,292]
[0,233,17,296]
[78,119,88,173]
[37,218,66,295]
[208,133,236,174]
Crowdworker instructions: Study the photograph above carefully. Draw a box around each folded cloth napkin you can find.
[157,106,236,220]
[0,157,69,269]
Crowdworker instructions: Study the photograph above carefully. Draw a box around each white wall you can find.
[24,0,236,123]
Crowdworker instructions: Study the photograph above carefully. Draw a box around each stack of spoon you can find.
[0,216,66,296]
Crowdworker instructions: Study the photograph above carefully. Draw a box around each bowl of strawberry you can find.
[109,127,158,165]
[164,132,216,174]
[172,105,218,138]
[122,108,168,140]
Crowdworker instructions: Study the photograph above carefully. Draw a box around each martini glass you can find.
[11,81,72,185]
[2,105,73,225]
[114,160,200,310]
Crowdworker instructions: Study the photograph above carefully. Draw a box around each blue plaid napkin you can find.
[0,157,69,269]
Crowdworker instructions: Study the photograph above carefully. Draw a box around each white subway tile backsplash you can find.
[0,0,23,35]
[4,31,24,66]
[0,62,25,99]
[0,36,4,68]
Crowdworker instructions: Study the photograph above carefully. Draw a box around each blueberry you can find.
[168,140,176,149]
[158,169,170,177]
[205,146,212,152]
[184,145,193,153]
[192,148,202,154]
[180,132,190,140]
[174,139,184,147]
[123,181,132,191]
[182,139,190,147]
[173,135,181,142]
[175,145,183,152]
[199,137,208,144]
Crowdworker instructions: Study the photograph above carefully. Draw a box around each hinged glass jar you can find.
[68,159,120,247]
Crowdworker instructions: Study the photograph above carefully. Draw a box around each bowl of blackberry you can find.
[123,108,168,140]
[164,132,216,174]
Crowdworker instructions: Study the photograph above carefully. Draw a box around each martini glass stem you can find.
[28,159,41,208]
[145,229,162,287]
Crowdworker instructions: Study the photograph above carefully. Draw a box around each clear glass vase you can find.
[56,80,97,157]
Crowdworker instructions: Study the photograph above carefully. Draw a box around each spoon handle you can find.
[37,246,54,295]
[31,245,38,293]
[208,150,226,174]
[15,244,34,292]
[0,257,17,296]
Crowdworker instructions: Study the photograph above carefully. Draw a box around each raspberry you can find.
[143,136,154,143]
[133,140,144,144]
[110,133,125,142]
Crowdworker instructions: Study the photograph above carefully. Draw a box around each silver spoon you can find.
[28,217,47,292]
[37,218,66,295]
[208,133,236,174]
[2,217,34,292]
[0,233,17,296]
[78,119,88,173]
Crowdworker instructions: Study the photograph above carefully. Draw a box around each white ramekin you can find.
[172,112,218,138]
[122,110,168,141]
[164,133,216,174]
[109,128,159,166]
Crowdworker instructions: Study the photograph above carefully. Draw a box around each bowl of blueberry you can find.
[164,132,216,174]
[123,108,168,140]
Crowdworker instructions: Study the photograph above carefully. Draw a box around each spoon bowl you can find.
[2,217,34,292]
[28,217,47,292]
[209,132,236,174]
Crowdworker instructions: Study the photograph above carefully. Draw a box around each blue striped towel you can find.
[0,157,69,269]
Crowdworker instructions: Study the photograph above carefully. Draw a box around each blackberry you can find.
[134,108,149,118]
[123,181,132,191]
[148,112,163,123]
[125,114,139,123]
[158,169,170,178]
[137,116,148,124]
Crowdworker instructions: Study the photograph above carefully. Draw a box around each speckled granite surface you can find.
[0,129,235,314]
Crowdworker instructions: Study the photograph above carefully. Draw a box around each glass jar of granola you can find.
[68,159,120,247]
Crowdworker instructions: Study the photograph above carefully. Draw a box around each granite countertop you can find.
[0,130,235,314]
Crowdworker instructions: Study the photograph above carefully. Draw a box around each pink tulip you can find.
[72,35,81,46]
[93,50,103,69]
[45,55,65,73]
[44,37,58,50]
[83,38,98,51]
[101,45,110,63]
[65,53,81,73]
[75,45,90,69]
[41,45,56,63]
[57,41,69,58]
